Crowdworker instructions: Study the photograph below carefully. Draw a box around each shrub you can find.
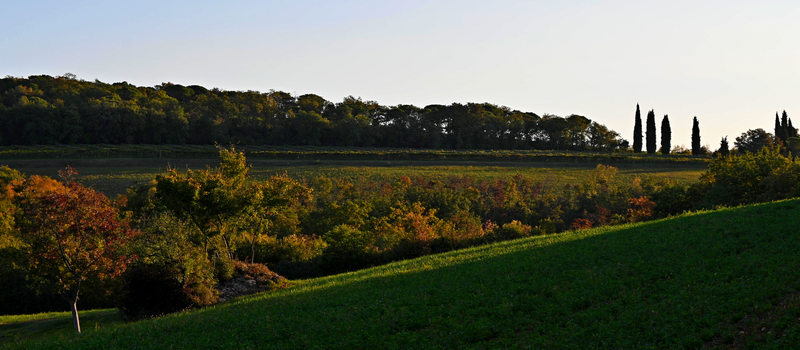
[572,218,592,230]
[0,247,62,315]
[319,225,374,273]
[375,202,452,259]
[627,196,655,222]
[650,184,690,217]
[698,146,800,206]
[118,257,219,320]
[491,220,534,240]
[247,234,327,278]
[278,234,327,263]
[437,210,485,249]
[534,216,560,235]
[245,234,326,262]
[118,262,195,320]
[232,261,287,288]
[120,212,219,319]
[213,255,235,282]
[322,225,369,256]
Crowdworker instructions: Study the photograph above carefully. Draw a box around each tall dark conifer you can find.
[781,111,790,142]
[719,137,729,156]
[789,118,798,138]
[646,109,656,154]
[633,104,642,152]
[660,114,671,155]
[775,113,782,143]
[691,117,701,156]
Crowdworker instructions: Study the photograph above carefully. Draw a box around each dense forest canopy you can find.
[0,74,627,150]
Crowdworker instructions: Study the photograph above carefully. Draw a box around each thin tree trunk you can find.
[222,234,233,260]
[250,238,256,264]
[70,293,81,334]
[250,220,265,264]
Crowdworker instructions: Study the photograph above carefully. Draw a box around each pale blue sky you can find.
[2,0,799,148]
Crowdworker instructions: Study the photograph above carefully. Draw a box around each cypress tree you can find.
[781,110,790,142]
[646,109,656,154]
[691,117,701,156]
[789,118,798,138]
[660,114,671,155]
[719,137,729,157]
[775,113,782,143]
[633,104,642,152]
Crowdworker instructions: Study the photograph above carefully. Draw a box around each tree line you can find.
[717,110,799,157]
[632,104,702,155]
[0,74,627,150]
[632,104,800,157]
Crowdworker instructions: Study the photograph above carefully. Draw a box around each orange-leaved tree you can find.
[0,166,23,246]
[13,169,138,334]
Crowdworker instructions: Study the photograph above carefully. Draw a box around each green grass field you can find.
[0,145,705,195]
[0,309,120,345]
[5,199,800,349]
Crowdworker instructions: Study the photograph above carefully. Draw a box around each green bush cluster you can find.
[116,155,683,280]
[646,147,800,215]
[116,212,219,319]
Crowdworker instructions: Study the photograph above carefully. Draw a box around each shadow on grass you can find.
[0,309,121,345]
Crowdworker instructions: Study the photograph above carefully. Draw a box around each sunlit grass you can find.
[0,309,120,344]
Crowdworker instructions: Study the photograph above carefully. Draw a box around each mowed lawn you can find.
[6,199,800,349]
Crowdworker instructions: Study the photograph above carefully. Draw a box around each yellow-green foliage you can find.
[698,146,800,205]
[0,166,23,248]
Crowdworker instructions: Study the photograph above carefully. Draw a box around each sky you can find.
[2,0,800,148]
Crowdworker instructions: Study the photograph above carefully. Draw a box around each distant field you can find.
[6,199,800,348]
[0,144,710,163]
[0,145,706,195]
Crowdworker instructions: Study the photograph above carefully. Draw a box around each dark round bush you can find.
[118,262,194,320]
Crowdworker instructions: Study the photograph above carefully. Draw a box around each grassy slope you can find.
[9,200,800,349]
[0,310,120,344]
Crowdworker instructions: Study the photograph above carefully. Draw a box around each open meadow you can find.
[0,145,706,196]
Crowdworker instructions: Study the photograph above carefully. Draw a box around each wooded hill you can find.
[0,75,626,150]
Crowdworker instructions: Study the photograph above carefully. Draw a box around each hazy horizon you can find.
[3,0,799,148]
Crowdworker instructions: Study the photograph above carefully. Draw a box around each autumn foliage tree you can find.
[241,175,313,263]
[0,166,23,245]
[12,168,138,333]
[154,147,249,262]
